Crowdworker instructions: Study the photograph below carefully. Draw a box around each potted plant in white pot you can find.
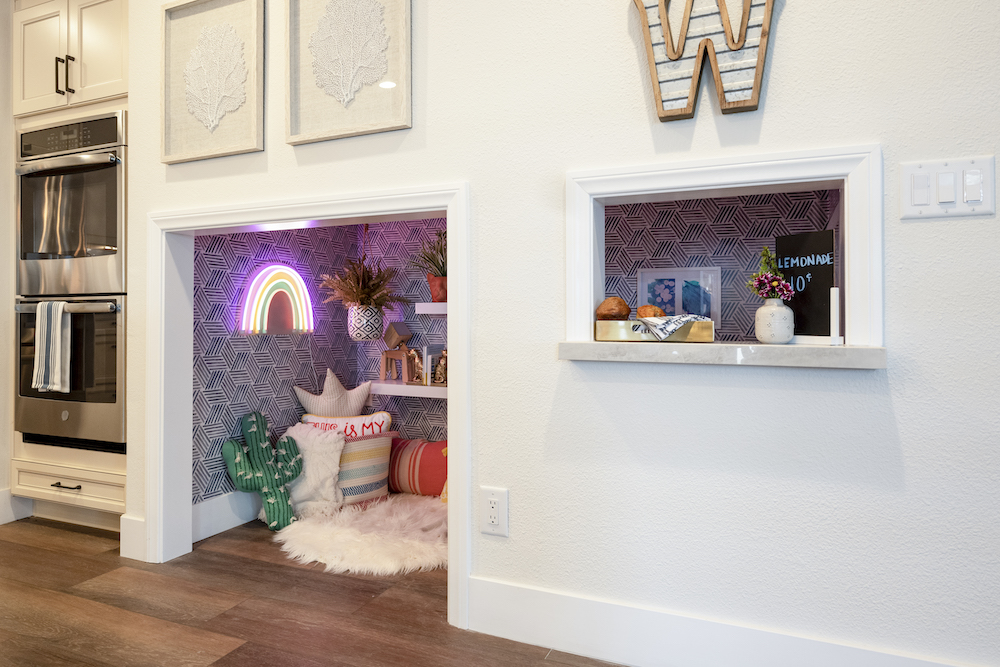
[746,246,795,344]
[412,229,447,302]
[320,250,410,341]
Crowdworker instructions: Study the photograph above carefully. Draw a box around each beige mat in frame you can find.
[286,0,411,145]
[162,0,264,164]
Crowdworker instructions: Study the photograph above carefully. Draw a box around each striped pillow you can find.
[389,438,448,496]
[338,431,397,505]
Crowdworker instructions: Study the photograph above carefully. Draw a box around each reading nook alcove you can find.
[139,185,472,626]
[560,145,887,369]
[192,218,447,506]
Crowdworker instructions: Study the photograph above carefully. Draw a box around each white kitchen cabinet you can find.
[13,0,128,116]
[11,437,126,516]
[11,458,125,515]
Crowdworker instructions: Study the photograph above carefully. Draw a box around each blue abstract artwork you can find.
[682,280,712,317]
[646,278,677,314]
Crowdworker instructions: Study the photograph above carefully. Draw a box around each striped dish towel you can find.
[31,301,71,393]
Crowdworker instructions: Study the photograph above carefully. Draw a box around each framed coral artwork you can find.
[286,0,411,145]
[637,267,722,328]
[161,0,264,164]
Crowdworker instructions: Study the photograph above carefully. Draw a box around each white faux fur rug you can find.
[274,494,447,576]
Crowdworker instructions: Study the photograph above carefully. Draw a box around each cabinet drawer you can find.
[11,459,124,514]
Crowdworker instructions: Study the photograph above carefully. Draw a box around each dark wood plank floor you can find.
[0,517,620,667]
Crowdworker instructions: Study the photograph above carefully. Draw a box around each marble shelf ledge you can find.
[558,341,886,369]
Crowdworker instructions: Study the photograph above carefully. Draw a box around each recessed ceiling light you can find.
[379,81,396,89]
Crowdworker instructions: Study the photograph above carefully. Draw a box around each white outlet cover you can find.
[480,486,509,537]
[900,156,995,220]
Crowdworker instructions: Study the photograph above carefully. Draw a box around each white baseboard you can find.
[468,577,955,667]
[0,488,32,524]
[192,491,260,543]
[32,500,119,532]
[118,493,258,563]
[119,513,147,561]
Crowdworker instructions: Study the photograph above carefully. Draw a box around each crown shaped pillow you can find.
[294,369,371,417]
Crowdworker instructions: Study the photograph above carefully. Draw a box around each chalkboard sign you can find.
[775,230,835,336]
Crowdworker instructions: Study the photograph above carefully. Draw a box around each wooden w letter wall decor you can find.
[634,0,774,121]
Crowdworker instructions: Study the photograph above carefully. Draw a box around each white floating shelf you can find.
[370,379,448,399]
[558,342,886,370]
[414,302,447,315]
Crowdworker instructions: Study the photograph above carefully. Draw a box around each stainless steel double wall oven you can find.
[15,111,127,453]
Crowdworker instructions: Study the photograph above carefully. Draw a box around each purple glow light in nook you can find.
[240,264,315,334]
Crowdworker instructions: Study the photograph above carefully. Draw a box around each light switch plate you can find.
[900,156,995,219]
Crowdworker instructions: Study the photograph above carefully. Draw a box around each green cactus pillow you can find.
[221,412,303,530]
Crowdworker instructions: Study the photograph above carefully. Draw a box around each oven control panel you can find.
[20,116,121,159]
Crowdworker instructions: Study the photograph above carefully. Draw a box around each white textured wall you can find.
[125,1,999,665]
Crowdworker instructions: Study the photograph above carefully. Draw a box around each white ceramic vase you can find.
[754,298,794,344]
[348,305,384,341]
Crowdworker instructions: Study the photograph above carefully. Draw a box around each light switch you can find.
[911,174,930,205]
[900,156,994,219]
[937,172,956,203]
[964,169,983,203]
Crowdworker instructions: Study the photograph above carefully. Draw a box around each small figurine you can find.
[379,322,415,381]
[432,349,448,386]
[407,348,423,384]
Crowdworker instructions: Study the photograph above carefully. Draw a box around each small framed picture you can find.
[162,0,264,163]
[637,267,722,327]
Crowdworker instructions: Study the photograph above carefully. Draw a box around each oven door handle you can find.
[15,153,120,176]
[16,302,118,314]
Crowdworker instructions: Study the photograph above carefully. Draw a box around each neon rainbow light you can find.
[240,264,315,334]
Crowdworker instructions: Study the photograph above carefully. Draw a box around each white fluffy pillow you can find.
[284,422,347,519]
[293,369,370,417]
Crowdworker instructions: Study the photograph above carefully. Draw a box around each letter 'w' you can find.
[634,0,774,121]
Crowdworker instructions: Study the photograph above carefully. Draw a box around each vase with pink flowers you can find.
[747,247,795,344]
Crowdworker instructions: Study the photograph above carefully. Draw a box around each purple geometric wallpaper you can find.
[352,220,448,444]
[192,219,447,504]
[604,190,840,342]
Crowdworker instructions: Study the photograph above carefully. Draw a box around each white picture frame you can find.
[161,0,264,164]
[637,267,722,328]
[286,0,411,146]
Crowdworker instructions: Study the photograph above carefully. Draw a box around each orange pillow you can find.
[389,438,447,496]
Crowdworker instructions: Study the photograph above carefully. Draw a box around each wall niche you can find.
[604,190,841,342]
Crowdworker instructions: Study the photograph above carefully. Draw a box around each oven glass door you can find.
[19,153,120,261]
[17,147,125,296]
[15,297,125,448]
[18,307,118,403]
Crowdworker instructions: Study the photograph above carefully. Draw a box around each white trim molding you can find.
[566,146,884,349]
[469,577,956,667]
[192,491,261,543]
[137,183,472,629]
[0,488,33,524]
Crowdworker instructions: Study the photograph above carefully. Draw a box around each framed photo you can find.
[286,0,411,145]
[637,267,722,327]
[162,0,264,164]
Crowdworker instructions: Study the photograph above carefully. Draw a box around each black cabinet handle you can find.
[55,56,65,94]
[64,54,75,94]
[51,482,82,491]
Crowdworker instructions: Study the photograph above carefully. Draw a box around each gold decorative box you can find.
[594,320,715,343]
